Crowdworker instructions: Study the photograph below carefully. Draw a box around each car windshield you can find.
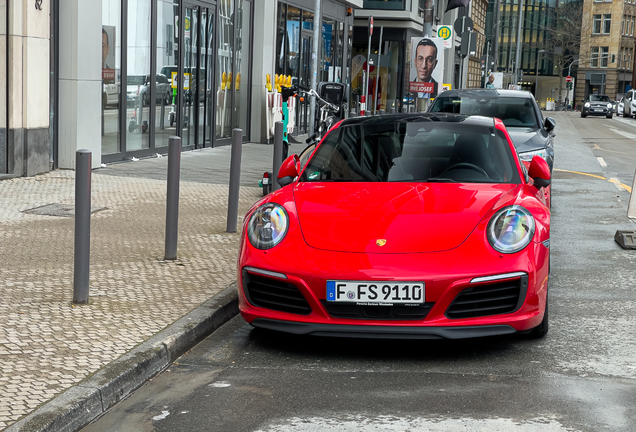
[430,96,539,129]
[301,120,521,184]
[127,75,146,85]
[589,95,610,102]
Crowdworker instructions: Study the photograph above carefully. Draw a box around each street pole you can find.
[365,16,372,116]
[514,0,524,84]
[423,0,434,38]
[309,0,322,137]
[493,0,501,70]
[373,26,384,114]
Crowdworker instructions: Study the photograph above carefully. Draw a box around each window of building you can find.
[591,47,599,67]
[603,14,611,34]
[362,0,405,10]
[601,47,609,67]
[593,14,601,34]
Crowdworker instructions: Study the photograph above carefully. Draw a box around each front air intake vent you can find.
[446,275,528,319]
[243,272,312,315]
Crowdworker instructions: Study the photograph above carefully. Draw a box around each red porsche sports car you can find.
[238,113,551,339]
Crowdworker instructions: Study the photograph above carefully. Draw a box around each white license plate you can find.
[262,177,269,185]
[326,281,424,305]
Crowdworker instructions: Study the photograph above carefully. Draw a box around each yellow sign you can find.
[438,26,452,40]
[171,72,190,90]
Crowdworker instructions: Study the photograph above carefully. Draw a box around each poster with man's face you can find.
[409,37,444,98]
[102,25,116,83]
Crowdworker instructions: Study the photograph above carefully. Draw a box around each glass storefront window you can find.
[126,0,151,151]
[216,0,234,139]
[0,0,6,172]
[287,6,301,81]
[275,3,286,76]
[155,0,179,149]
[102,0,121,156]
[235,0,251,133]
[321,18,336,82]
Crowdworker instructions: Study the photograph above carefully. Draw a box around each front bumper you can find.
[237,233,549,337]
[252,319,516,339]
[583,106,611,116]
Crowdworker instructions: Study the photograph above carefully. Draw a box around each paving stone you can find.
[0,144,275,430]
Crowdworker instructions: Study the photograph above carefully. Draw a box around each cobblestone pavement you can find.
[0,143,288,429]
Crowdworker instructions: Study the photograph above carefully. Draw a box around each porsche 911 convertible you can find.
[237,113,551,339]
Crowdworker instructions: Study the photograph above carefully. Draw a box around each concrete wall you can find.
[58,0,102,170]
[4,0,50,177]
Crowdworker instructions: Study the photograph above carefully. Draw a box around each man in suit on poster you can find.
[414,38,439,98]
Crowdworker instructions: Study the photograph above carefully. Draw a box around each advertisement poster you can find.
[409,37,444,98]
[102,25,116,83]
[485,72,504,89]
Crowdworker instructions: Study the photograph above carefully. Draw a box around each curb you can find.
[5,285,239,432]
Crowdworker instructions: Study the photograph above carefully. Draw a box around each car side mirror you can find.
[528,155,551,189]
[544,117,556,133]
[277,154,300,187]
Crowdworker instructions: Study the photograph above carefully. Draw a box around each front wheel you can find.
[528,285,549,338]
[607,114,613,119]
[581,113,586,118]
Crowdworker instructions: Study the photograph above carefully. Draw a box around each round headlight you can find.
[247,203,289,250]
[607,103,613,109]
[487,205,535,254]
[584,102,590,108]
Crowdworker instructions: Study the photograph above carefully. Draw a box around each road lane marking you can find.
[593,143,629,155]
[554,169,632,192]
[606,126,636,140]
[597,157,608,167]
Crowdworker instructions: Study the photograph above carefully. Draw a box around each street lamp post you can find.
[535,49,545,97]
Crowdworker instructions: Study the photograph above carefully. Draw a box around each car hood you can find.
[588,101,611,107]
[292,182,518,253]
[506,128,547,153]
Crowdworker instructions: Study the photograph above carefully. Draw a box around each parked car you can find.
[622,89,636,118]
[428,89,555,173]
[616,98,624,116]
[103,82,119,108]
[126,74,172,107]
[237,113,551,339]
[581,94,613,118]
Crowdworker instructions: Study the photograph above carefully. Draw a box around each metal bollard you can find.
[164,136,181,260]
[226,128,243,233]
[390,107,396,113]
[160,96,165,130]
[401,106,407,113]
[272,122,284,191]
[350,109,357,117]
[379,109,385,115]
[73,150,92,304]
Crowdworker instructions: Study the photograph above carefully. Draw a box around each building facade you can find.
[1,0,360,178]
[576,0,635,102]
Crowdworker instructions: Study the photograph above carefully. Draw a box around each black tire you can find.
[607,114,613,119]
[528,285,549,338]
[128,121,135,133]
[623,109,629,118]
[170,117,174,127]
[581,113,586,118]
[262,181,271,196]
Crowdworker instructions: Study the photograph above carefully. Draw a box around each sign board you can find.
[185,16,191,38]
[454,16,473,34]
[438,25,453,49]
[369,16,374,36]
[566,75,572,82]
[410,37,444,99]
[441,83,452,92]
[171,72,191,90]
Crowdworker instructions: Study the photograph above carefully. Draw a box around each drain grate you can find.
[21,203,107,217]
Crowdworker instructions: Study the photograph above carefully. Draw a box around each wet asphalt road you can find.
[82,112,636,432]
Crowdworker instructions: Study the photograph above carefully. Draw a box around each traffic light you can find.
[567,82,573,90]
[612,54,616,63]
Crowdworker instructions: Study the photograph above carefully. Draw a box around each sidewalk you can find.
[0,142,303,431]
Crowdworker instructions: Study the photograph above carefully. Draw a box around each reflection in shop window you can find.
[126,0,151,151]
[155,0,179,149]
[216,0,234,139]
[101,0,121,156]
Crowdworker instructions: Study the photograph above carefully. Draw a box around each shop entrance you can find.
[178,2,215,149]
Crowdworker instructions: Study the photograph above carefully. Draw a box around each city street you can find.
[80,111,636,432]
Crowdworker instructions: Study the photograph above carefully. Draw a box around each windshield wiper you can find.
[426,177,457,182]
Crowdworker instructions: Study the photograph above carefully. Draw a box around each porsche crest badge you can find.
[376,239,387,247]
